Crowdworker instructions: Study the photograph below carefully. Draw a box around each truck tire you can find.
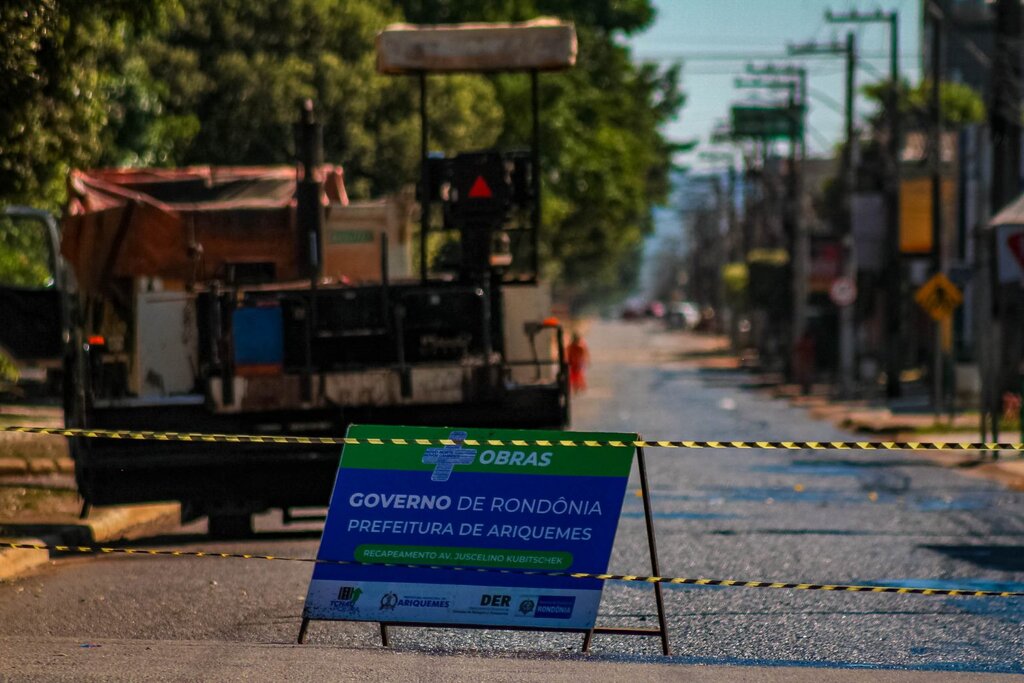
[208,513,253,539]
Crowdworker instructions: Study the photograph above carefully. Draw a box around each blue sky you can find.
[630,0,923,164]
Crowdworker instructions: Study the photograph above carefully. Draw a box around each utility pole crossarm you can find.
[742,64,807,104]
[734,77,798,92]
[826,9,893,23]
[787,41,844,56]
[746,63,805,78]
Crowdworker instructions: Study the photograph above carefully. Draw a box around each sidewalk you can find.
[801,394,1024,491]
[0,404,180,581]
[682,333,1024,492]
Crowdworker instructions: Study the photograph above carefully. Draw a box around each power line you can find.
[679,64,844,76]
[633,51,921,62]
[806,87,845,115]
[859,59,887,81]
[805,121,835,152]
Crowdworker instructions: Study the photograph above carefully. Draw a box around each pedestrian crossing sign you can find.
[914,273,963,321]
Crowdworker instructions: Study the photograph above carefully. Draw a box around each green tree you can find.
[0,215,52,288]
[811,78,985,233]
[846,78,986,199]
[0,1,172,209]
[143,0,503,198]
[2,0,682,302]
[862,79,986,129]
[399,0,654,34]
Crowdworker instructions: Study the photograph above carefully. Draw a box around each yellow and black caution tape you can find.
[2,426,1023,452]
[6,542,1023,598]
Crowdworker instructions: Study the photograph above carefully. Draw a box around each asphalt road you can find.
[1,319,1023,680]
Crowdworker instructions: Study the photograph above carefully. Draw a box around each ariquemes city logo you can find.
[379,591,399,611]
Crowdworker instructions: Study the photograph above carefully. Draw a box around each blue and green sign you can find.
[730,104,803,140]
[302,424,636,629]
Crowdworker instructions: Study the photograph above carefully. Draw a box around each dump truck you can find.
[1,21,576,536]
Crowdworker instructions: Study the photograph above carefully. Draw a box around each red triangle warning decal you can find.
[468,175,493,199]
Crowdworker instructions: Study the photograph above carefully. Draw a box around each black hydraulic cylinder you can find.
[295,100,324,280]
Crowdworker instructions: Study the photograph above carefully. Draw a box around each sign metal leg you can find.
[297,617,310,644]
[636,445,672,656]
[380,623,390,647]
[585,445,672,655]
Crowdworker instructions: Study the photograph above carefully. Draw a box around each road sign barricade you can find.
[297,425,670,654]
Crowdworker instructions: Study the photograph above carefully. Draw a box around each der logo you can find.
[480,594,511,607]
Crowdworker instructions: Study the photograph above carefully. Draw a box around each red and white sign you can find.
[996,224,1024,284]
[1010,232,1024,267]
[829,276,857,307]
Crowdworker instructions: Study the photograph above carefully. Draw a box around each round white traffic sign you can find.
[829,276,857,307]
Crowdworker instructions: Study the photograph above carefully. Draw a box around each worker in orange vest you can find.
[567,332,589,393]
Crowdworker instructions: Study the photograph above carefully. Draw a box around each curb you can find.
[0,458,28,476]
[894,432,1024,492]
[693,346,1024,491]
[88,503,182,544]
[0,538,49,582]
[0,456,77,476]
[959,457,1024,491]
[0,503,180,582]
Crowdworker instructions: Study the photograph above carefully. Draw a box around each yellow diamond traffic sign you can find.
[914,273,963,321]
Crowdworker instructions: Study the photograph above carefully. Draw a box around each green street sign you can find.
[730,105,803,140]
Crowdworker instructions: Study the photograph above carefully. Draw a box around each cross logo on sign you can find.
[421,431,477,482]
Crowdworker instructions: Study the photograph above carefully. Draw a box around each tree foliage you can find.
[0,1,170,209]
[398,0,654,34]
[862,79,986,129]
[137,0,508,198]
[0,215,52,288]
[1,0,682,297]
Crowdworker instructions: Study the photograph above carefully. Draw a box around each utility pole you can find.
[927,1,946,419]
[728,163,738,258]
[828,8,902,399]
[295,99,324,404]
[739,65,809,370]
[992,0,1022,216]
[789,32,859,396]
[701,150,742,345]
[990,0,1023,441]
[699,151,741,260]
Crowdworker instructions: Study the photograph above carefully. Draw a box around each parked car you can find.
[620,298,646,321]
[666,301,700,330]
[645,300,666,318]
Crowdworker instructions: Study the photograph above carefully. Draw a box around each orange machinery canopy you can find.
[62,166,348,294]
